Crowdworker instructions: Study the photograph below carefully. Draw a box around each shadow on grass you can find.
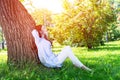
[89,43,120,51]
[91,46,120,51]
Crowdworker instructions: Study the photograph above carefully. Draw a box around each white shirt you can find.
[32,29,62,67]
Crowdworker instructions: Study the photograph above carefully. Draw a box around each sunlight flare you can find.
[31,0,64,13]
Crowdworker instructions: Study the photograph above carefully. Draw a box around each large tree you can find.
[0,0,39,66]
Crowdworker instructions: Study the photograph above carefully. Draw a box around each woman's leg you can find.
[56,46,91,71]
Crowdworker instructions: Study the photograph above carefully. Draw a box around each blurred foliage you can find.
[106,23,120,41]
[50,0,116,49]
[19,0,24,2]
[106,0,120,41]
[31,9,52,26]
[25,0,119,49]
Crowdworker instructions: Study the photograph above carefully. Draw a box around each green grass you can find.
[0,41,120,80]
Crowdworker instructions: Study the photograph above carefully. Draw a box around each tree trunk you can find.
[0,0,39,66]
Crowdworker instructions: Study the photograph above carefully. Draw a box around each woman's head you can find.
[35,25,47,33]
[35,25,42,32]
[35,25,48,38]
[35,25,52,44]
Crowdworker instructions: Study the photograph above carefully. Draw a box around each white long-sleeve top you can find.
[32,29,62,67]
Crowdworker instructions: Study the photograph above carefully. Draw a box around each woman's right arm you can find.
[32,29,41,46]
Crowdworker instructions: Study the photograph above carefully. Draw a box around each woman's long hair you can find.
[35,25,42,38]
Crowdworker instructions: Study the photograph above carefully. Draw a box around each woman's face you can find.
[42,26,47,32]
[41,26,48,36]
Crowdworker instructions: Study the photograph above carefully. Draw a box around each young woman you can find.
[32,25,92,71]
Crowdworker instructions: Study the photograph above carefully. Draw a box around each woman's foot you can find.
[81,66,92,72]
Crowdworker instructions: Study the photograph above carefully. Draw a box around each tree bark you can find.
[0,0,39,66]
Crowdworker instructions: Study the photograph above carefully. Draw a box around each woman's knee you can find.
[63,46,71,52]
[64,46,70,49]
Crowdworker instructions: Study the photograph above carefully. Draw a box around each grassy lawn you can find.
[0,41,120,80]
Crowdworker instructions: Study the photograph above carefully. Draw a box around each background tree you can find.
[31,9,52,26]
[51,0,116,49]
[0,0,39,67]
[106,0,120,41]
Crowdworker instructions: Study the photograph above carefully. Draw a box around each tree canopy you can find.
[49,0,116,49]
[22,0,118,49]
